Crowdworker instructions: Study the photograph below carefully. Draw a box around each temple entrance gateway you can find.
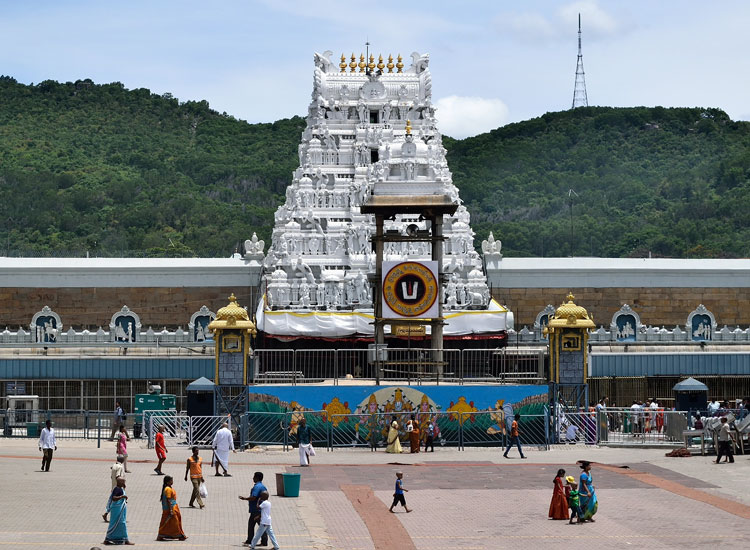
[255,50,512,349]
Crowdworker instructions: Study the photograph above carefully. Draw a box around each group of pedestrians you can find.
[548,461,599,524]
[384,414,438,454]
[96,420,256,546]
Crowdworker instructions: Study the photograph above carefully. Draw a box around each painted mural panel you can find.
[248,384,548,446]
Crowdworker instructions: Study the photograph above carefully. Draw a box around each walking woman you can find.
[548,468,569,520]
[116,425,131,473]
[578,461,598,522]
[385,420,402,454]
[406,414,420,453]
[103,477,134,545]
[157,476,187,541]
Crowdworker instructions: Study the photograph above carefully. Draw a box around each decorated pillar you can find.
[208,294,257,385]
[545,294,595,384]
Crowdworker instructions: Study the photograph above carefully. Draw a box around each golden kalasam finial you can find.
[340,54,347,72]
[229,293,237,303]
[358,53,366,72]
[405,119,412,135]
[368,54,375,72]
[387,54,394,73]
[377,54,385,71]
[396,54,404,73]
[566,292,575,303]
[350,53,357,73]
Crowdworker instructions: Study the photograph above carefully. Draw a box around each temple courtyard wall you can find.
[2,256,750,330]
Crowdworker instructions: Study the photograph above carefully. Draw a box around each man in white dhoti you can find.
[296,417,315,466]
[212,422,235,477]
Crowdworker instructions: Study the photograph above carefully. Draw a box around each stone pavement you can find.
[1,438,749,549]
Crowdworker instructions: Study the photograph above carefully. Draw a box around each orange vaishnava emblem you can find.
[382,262,438,317]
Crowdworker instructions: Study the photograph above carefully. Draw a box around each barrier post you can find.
[544,407,550,450]
[97,411,102,449]
[458,412,464,451]
[240,413,247,450]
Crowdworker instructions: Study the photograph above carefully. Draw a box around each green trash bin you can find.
[281,473,301,497]
[26,422,39,438]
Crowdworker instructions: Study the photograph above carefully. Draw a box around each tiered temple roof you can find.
[257,51,511,339]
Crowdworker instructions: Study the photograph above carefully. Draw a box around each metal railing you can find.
[145,410,188,448]
[252,347,546,385]
[0,409,113,440]
[551,408,689,446]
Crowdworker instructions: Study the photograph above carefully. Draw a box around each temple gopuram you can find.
[255,51,512,349]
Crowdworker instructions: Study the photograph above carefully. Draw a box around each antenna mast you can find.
[572,13,589,108]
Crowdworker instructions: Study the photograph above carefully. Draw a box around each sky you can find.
[1,1,749,139]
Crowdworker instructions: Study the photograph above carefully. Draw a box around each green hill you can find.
[1,76,749,258]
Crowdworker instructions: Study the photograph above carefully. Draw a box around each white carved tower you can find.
[257,51,511,340]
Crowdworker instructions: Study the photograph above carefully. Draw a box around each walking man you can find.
[503,413,526,459]
[38,419,57,472]
[248,491,280,550]
[297,417,315,466]
[716,417,735,464]
[154,424,168,475]
[184,446,205,508]
[212,422,235,477]
[109,401,124,440]
[103,455,126,522]
[239,472,268,547]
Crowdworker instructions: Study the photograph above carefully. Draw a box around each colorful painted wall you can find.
[247,384,549,446]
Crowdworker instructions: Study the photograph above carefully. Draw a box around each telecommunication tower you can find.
[571,13,588,109]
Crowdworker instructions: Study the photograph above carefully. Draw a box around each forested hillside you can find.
[1,76,749,257]
[446,107,750,257]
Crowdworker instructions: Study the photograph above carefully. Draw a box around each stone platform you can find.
[1,439,749,549]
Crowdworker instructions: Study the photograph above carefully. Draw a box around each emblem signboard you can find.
[382,261,439,319]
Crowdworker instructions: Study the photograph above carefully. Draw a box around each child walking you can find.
[249,491,280,550]
[389,472,412,513]
[566,476,582,524]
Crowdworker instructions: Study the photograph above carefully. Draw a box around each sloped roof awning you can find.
[673,377,709,392]
[186,376,216,391]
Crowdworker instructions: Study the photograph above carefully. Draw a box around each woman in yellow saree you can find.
[386,420,402,453]
[157,476,187,541]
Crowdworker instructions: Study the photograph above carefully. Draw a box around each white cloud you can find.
[495,0,622,43]
[558,1,618,36]
[434,96,510,139]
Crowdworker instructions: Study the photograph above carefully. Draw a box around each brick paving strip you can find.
[596,463,750,519]
[340,484,417,550]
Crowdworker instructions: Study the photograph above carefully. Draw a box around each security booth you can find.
[186,376,216,417]
[673,377,709,415]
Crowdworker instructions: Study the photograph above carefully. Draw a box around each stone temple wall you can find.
[4,284,748,333]
[493,287,750,329]
[0,286,253,330]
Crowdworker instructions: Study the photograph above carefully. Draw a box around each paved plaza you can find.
[2,438,749,549]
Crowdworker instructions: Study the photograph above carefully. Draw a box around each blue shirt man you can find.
[240,472,268,546]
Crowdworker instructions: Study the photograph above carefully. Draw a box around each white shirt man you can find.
[212,422,235,476]
[630,402,642,434]
[707,400,720,416]
[38,420,57,472]
[648,399,659,429]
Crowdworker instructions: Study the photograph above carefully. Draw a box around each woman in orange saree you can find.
[157,476,187,541]
[548,469,569,520]
[407,414,420,453]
